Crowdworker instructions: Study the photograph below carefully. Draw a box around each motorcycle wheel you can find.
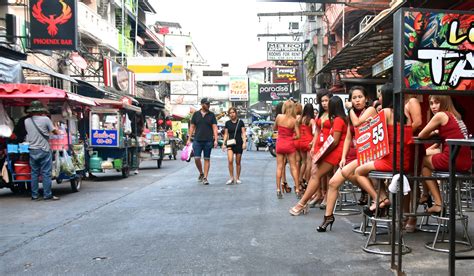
[70,176,82,192]
[157,159,162,168]
[269,146,276,157]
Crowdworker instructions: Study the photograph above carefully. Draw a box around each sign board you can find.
[355,111,390,165]
[229,76,248,101]
[258,83,291,101]
[312,135,334,164]
[170,95,198,105]
[170,81,198,95]
[300,93,318,108]
[127,57,185,81]
[29,0,78,50]
[273,67,297,83]
[395,9,474,92]
[372,54,393,77]
[267,42,303,61]
[90,129,119,147]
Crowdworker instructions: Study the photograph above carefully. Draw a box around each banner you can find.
[127,57,185,81]
[170,95,198,105]
[258,83,291,101]
[170,81,198,95]
[90,129,119,147]
[29,0,78,50]
[267,42,303,61]
[229,76,248,101]
[300,93,318,109]
[400,9,474,92]
[312,135,334,164]
[273,67,297,83]
[355,111,390,165]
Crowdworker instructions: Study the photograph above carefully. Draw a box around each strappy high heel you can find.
[277,190,283,199]
[289,202,309,216]
[316,215,335,232]
[419,194,433,208]
[357,191,368,205]
[426,203,442,215]
[282,182,291,193]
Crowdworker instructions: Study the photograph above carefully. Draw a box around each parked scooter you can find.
[266,136,276,157]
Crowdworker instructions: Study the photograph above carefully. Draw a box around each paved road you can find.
[0,150,473,275]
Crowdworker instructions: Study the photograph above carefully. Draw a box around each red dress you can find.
[276,126,296,154]
[374,124,413,172]
[294,124,313,152]
[346,109,365,163]
[313,116,331,154]
[432,112,471,171]
[322,117,348,166]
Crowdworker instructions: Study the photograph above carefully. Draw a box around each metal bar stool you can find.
[425,171,473,253]
[362,171,411,255]
[334,180,361,216]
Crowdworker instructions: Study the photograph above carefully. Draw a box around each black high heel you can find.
[357,191,368,206]
[419,194,433,208]
[282,182,291,193]
[316,215,335,232]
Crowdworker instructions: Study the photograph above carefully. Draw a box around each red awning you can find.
[0,83,66,99]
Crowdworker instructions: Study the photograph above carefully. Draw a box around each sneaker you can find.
[202,178,209,185]
[198,173,204,182]
[44,196,60,201]
[226,179,234,185]
[235,179,242,184]
[134,170,139,175]
[31,197,41,201]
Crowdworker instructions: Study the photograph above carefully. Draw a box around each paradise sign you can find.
[29,0,78,50]
[400,9,474,91]
[355,111,390,165]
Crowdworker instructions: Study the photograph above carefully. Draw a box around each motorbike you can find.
[266,136,276,157]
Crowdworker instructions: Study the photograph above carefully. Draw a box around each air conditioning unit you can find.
[289,22,299,30]
[359,15,375,32]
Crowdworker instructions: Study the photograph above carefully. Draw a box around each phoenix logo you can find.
[32,0,72,37]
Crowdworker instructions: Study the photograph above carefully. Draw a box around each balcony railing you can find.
[78,2,119,52]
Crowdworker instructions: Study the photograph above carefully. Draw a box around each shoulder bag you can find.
[226,119,240,146]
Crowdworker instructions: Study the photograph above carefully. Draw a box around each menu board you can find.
[355,111,390,165]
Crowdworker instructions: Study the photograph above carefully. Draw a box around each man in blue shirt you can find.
[186,98,218,185]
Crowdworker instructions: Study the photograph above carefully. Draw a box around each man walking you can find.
[25,101,59,201]
[246,123,254,151]
[187,98,218,185]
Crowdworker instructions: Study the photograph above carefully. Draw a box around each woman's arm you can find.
[222,128,229,149]
[294,122,300,139]
[350,106,377,127]
[418,112,446,139]
[273,115,280,131]
[407,98,422,131]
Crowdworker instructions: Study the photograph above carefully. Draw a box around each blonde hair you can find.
[429,95,461,119]
[282,100,296,118]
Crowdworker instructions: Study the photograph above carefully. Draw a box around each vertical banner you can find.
[355,111,390,165]
[229,76,249,101]
[29,0,78,50]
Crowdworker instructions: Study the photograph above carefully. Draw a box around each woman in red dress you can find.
[274,100,300,199]
[289,96,348,215]
[353,83,414,217]
[294,103,315,195]
[418,95,471,214]
[317,86,377,232]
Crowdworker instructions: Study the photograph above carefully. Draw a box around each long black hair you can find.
[348,85,370,110]
[316,89,332,118]
[300,103,315,125]
[381,83,406,124]
[328,96,347,124]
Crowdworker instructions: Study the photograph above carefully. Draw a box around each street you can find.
[0,150,473,275]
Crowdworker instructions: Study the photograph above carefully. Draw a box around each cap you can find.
[201,98,210,105]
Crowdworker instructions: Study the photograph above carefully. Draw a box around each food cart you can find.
[87,98,141,178]
[0,84,93,193]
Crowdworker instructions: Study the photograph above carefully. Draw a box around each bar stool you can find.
[362,171,411,255]
[460,180,474,212]
[334,180,361,216]
[425,171,473,253]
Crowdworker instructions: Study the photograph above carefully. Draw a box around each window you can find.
[218,85,227,91]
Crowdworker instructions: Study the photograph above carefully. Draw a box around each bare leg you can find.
[291,161,334,212]
[354,162,379,208]
[422,155,442,212]
[281,156,287,184]
[287,152,300,193]
[304,153,312,182]
[235,154,242,180]
[203,159,210,178]
[299,151,307,183]
[276,154,285,192]
[194,157,203,175]
[227,150,234,180]
[325,162,359,216]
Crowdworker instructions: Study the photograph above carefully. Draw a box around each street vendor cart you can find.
[87,98,141,178]
[0,84,93,193]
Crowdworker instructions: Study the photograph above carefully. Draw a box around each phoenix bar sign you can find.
[29,0,78,50]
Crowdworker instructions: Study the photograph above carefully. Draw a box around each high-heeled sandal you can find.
[316,214,335,232]
[357,191,368,205]
[405,217,417,233]
[289,202,309,216]
[282,182,291,193]
[419,194,433,208]
[276,190,283,199]
[363,198,390,217]
[308,194,322,208]
[426,203,442,215]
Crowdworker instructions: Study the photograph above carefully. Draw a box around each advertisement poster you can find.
[170,81,198,95]
[355,111,390,165]
[258,83,291,101]
[229,76,248,101]
[403,10,474,91]
[267,42,303,61]
[29,0,78,50]
[127,57,185,81]
[90,129,119,147]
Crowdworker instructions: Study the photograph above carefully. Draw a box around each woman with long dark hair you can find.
[289,96,348,215]
[294,103,315,193]
[316,86,377,232]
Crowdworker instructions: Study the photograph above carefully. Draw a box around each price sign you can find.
[355,111,390,165]
[312,135,334,164]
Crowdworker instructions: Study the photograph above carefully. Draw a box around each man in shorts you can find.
[187,98,218,185]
